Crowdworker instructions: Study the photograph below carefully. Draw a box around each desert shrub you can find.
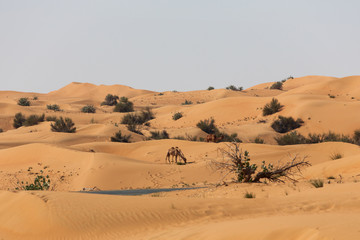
[182,100,193,105]
[50,117,76,133]
[196,118,218,134]
[18,98,30,106]
[46,116,57,121]
[81,105,96,113]
[150,130,169,140]
[114,97,134,112]
[0,128,3,133]
[220,132,242,142]
[110,130,131,143]
[271,116,303,133]
[24,114,45,126]
[310,179,324,188]
[47,104,61,111]
[139,107,155,123]
[207,86,214,90]
[22,175,50,191]
[262,98,283,116]
[270,81,283,90]
[173,112,183,121]
[275,131,306,145]
[101,94,119,106]
[330,152,343,160]
[121,108,154,125]
[226,85,243,91]
[126,123,143,135]
[244,191,256,198]
[13,112,26,128]
[254,137,265,144]
[33,96,38,100]
[354,130,360,145]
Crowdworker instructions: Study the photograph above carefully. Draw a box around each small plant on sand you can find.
[101,94,119,106]
[126,123,143,135]
[244,191,256,198]
[270,81,283,90]
[330,152,343,160]
[22,175,50,190]
[354,129,360,145]
[13,112,26,128]
[226,85,243,91]
[24,114,45,126]
[207,86,215,91]
[33,96,38,100]
[172,112,183,121]
[47,104,61,112]
[110,130,131,143]
[262,98,283,116]
[121,107,155,125]
[196,118,218,134]
[50,117,76,133]
[275,131,306,145]
[254,137,265,144]
[150,130,169,140]
[310,179,324,188]
[182,100,193,105]
[0,128,3,133]
[114,97,134,112]
[81,105,96,113]
[212,142,310,183]
[271,116,303,133]
[18,97,30,106]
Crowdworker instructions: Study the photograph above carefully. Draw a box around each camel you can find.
[206,134,224,143]
[165,147,187,164]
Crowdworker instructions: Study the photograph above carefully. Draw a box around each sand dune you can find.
[0,76,360,239]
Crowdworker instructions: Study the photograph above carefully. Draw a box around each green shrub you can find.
[46,116,57,122]
[182,100,193,105]
[121,108,154,125]
[101,94,119,106]
[150,130,169,139]
[270,81,283,90]
[196,118,218,134]
[207,86,215,90]
[275,131,306,145]
[47,104,61,111]
[262,98,283,116]
[110,130,131,142]
[220,132,242,142]
[50,117,76,133]
[271,116,303,133]
[244,191,256,198]
[33,96,38,100]
[0,128,3,133]
[81,105,96,113]
[18,98,30,106]
[23,175,50,190]
[310,179,324,188]
[254,137,265,144]
[126,123,143,135]
[139,107,155,123]
[172,112,183,121]
[354,130,360,145]
[114,97,134,112]
[24,114,45,126]
[330,152,343,160]
[13,112,26,128]
[226,85,243,91]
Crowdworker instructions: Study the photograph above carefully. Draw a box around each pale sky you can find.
[1,0,359,93]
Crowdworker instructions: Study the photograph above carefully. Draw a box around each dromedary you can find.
[206,134,224,143]
[165,147,187,164]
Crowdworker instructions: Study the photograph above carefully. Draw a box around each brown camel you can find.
[206,134,224,143]
[165,147,187,164]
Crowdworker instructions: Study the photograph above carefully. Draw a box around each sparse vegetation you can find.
[121,107,155,125]
[310,179,324,188]
[24,114,45,126]
[207,86,215,90]
[212,142,310,183]
[270,81,283,90]
[126,123,143,135]
[0,128,3,133]
[22,175,50,191]
[275,131,306,145]
[262,98,283,116]
[46,116,57,122]
[182,100,193,105]
[254,137,265,144]
[50,117,76,133]
[47,104,61,111]
[101,94,119,106]
[244,191,256,198]
[114,97,134,112]
[226,85,243,91]
[328,94,336,98]
[150,130,169,139]
[81,105,96,113]
[13,112,26,128]
[196,118,218,134]
[219,132,242,142]
[33,96,38,100]
[330,152,343,160]
[172,112,183,121]
[18,97,30,106]
[110,130,131,143]
[271,116,303,133]
[354,130,360,145]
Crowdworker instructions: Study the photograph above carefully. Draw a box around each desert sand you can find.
[0,76,360,239]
